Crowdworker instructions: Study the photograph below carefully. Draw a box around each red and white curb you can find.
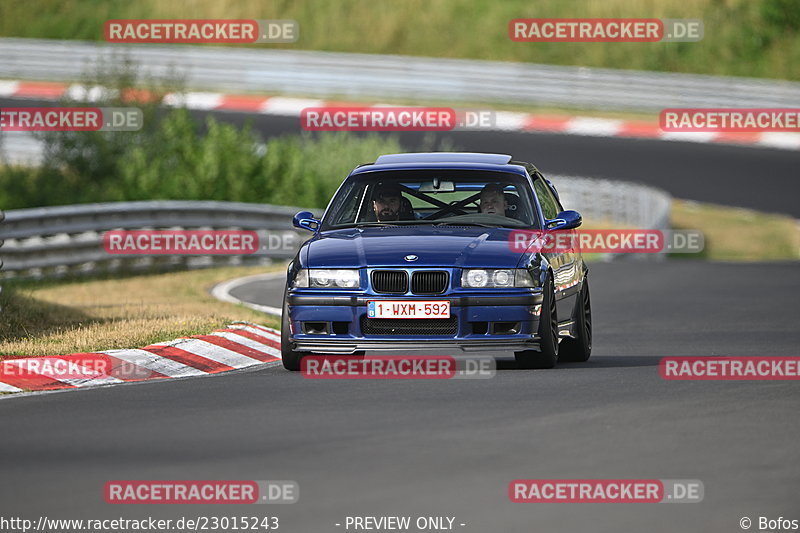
[1,79,799,151]
[0,322,282,395]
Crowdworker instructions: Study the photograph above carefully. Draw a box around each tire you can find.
[559,276,592,362]
[515,274,559,369]
[281,299,304,371]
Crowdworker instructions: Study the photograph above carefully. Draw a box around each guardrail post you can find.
[0,206,4,312]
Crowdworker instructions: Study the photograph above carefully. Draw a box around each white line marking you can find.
[102,349,207,377]
[163,91,224,109]
[210,331,281,358]
[235,322,281,337]
[757,132,800,150]
[0,80,20,97]
[0,382,23,393]
[210,272,285,316]
[58,374,124,387]
[260,97,324,115]
[491,111,529,131]
[64,84,110,102]
[565,117,623,136]
[226,324,281,343]
[162,338,264,368]
[659,131,717,143]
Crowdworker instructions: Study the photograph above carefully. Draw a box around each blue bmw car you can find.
[281,152,591,370]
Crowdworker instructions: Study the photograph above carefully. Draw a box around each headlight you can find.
[293,269,361,289]
[291,269,309,288]
[465,269,489,287]
[493,270,511,286]
[462,269,535,288]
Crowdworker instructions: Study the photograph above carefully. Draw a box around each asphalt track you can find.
[1,98,799,532]
[2,261,799,532]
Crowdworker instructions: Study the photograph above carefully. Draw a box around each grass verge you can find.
[671,200,800,261]
[533,199,798,262]
[0,265,283,358]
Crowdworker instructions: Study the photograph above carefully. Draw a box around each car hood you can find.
[305,226,527,268]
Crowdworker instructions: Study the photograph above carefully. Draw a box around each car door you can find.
[532,174,579,323]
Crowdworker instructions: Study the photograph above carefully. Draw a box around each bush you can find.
[0,59,404,210]
[1,123,403,210]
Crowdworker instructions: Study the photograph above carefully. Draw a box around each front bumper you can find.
[287,291,544,354]
[292,338,541,354]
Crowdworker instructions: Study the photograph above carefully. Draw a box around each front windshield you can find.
[322,170,539,230]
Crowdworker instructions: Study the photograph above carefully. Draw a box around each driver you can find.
[479,183,508,215]
[372,183,412,221]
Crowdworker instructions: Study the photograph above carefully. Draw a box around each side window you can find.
[533,178,560,220]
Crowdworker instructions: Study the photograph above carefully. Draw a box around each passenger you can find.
[479,183,508,215]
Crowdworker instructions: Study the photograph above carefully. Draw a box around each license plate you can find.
[367,300,450,319]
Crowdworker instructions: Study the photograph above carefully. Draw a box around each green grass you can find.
[0,0,798,80]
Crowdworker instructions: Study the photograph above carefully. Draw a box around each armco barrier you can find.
[0,38,799,112]
[0,200,306,279]
[553,175,671,230]
[0,176,671,280]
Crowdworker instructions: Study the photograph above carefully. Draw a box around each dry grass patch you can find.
[672,200,800,261]
[0,265,284,357]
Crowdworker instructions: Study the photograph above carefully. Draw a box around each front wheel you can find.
[559,276,592,362]
[515,274,559,369]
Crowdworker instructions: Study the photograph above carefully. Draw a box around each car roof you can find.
[353,152,530,176]
[374,152,512,165]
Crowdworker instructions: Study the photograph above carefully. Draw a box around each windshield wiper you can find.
[433,222,495,228]
[355,222,402,227]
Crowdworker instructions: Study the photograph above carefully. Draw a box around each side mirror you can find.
[293,211,319,232]
[546,210,582,230]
